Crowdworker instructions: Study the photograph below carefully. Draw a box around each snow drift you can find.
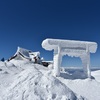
[0,63,84,100]
[0,59,100,100]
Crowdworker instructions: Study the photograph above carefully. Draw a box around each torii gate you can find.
[42,39,97,78]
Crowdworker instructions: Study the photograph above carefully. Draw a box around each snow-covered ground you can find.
[0,60,100,100]
[58,68,100,100]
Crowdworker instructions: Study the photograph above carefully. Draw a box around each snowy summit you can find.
[0,39,99,100]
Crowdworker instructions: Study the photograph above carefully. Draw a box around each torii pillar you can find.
[53,46,62,77]
[81,45,91,78]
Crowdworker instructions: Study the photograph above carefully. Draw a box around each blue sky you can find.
[0,0,100,67]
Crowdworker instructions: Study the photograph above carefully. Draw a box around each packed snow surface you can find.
[0,60,100,100]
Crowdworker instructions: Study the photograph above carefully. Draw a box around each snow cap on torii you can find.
[42,38,98,78]
[42,38,97,53]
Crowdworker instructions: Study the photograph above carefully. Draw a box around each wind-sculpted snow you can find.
[0,64,84,100]
[0,61,19,74]
[1,60,100,100]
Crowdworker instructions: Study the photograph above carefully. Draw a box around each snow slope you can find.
[91,70,100,82]
[0,60,84,100]
[58,68,100,100]
[0,60,100,100]
[58,76,100,100]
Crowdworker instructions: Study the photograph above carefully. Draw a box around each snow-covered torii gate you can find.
[42,39,97,78]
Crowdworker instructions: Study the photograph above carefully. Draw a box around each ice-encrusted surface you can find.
[15,47,40,58]
[42,38,97,53]
[16,47,30,57]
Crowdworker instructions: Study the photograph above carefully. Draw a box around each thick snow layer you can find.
[1,69,76,100]
[58,78,100,100]
[91,70,100,82]
[0,62,83,100]
[58,68,100,100]
[0,59,100,100]
[0,61,19,74]
[42,38,97,53]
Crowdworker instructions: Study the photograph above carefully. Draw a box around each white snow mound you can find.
[1,65,84,100]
